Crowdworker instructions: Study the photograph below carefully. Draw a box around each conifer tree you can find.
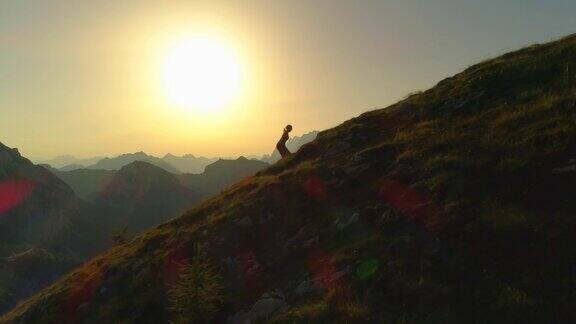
[169,245,224,323]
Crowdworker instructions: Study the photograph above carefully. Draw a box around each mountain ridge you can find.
[87,152,181,174]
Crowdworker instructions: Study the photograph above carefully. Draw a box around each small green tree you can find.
[169,254,225,323]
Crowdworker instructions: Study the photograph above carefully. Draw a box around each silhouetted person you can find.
[276,125,292,158]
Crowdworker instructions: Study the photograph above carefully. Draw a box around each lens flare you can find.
[0,180,34,213]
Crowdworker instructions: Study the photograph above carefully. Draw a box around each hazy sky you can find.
[2,0,576,160]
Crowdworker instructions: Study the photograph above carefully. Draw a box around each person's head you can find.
[284,124,293,133]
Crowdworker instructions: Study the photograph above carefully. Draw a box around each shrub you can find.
[168,256,225,323]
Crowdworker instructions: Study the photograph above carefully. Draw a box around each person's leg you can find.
[276,141,290,158]
[276,132,290,158]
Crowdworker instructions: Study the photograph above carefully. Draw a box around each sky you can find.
[1,0,576,160]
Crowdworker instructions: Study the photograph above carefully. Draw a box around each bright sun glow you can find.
[161,36,242,113]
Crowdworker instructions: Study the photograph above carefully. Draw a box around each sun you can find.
[161,36,242,113]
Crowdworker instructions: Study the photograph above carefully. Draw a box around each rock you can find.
[294,280,324,296]
[76,302,90,311]
[248,292,287,320]
[553,159,576,174]
[409,180,428,191]
[380,209,400,223]
[285,225,319,249]
[302,236,319,248]
[367,203,385,211]
[334,213,359,230]
[553,165,576,174]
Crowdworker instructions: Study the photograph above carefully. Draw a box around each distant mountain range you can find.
[36,155,102,169]
[34,133,317,174]
[36,152,217,174]
[0,141,271,314]
[162,153,218,174]
[86,152,182,174]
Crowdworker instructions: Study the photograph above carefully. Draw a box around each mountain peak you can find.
[131,151,149,157]
[120,160,170,174]
[0,142,22,157]
[114,161,177,182]
[87,152,180,174]
[0,142,34,177]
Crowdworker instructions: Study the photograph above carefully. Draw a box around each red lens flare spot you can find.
[303,175,328,201]
[163,245,189,286]
[307,249,353,306]
[308,249,338,288]
[0,180,34,213]
[378,180,436,224]
[59,264,104,324]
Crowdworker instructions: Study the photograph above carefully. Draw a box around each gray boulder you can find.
[248,291,287,320]
[334,213,359,230]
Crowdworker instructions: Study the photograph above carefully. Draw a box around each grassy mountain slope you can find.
[4,34,576,323]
